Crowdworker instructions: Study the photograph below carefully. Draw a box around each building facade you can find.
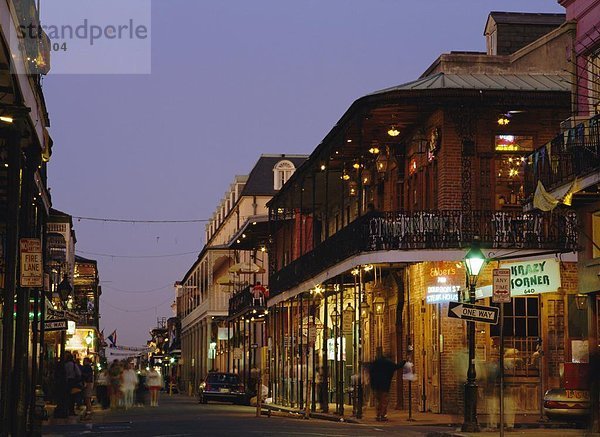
[525,0,600,431]
[178,155,306,394]
[265,12,582,420]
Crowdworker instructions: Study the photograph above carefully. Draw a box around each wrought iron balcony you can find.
[525,114,600,197]
[269,209,578,295]
[228,285,266,319]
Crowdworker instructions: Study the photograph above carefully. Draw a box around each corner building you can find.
[266,12,582,417]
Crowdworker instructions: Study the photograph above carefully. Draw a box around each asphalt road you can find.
[42,395,453,436]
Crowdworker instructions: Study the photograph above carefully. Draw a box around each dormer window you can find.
[273,160,295,190]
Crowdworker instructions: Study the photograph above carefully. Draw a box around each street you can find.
[42,395,449,437]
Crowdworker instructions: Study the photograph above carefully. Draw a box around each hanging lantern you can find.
[348,180,358,196]
[376,152,389,175]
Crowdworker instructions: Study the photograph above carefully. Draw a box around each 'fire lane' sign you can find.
[20,238,43,287]
[448,301,499,325]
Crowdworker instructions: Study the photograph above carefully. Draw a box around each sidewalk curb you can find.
[261,404,359,423]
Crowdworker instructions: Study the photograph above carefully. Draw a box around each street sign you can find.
[46,308,65,320]
[448,301,499,325]
[44,319,68,331]
[20,238,42,287]
[493,269,511,304]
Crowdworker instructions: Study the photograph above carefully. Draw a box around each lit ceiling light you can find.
[387,126,400,137]
[369,146,380,155]
[0,116,14,124]
[351,268,360,276]
[497,114,510,126]
[260,246,266,252]
[346,139,352,143]
[342,171,350,181]
[353,162,360,169]
[320,164,326,171]
[252,221,257,225]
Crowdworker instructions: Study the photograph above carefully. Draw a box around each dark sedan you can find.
[198,372,248,405]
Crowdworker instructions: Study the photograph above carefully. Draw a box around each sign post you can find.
[19,238,42,287]
[492,268,511,437]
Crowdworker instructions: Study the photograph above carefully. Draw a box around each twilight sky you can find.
[42,0,564,346]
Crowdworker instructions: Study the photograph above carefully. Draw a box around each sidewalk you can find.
[262,401,589,431]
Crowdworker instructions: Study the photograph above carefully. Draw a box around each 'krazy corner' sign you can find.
[501,258,561,296]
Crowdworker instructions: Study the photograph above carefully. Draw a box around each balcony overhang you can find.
[267,248,577,307]
[227,215,269,251]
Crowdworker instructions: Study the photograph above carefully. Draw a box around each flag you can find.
[99,329,106,346]
[107,330,117,347]
[533,181,559,211]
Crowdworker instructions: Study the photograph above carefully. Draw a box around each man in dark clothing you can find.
[367,350,405,421]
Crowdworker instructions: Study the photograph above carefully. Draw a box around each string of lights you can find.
[100,296,173,313]
[73,215,209,224]
[76,250,198,259]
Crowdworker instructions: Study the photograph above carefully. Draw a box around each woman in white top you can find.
[121,362,138,409]
[146,368,163,407]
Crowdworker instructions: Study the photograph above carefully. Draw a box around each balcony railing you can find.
[525,114,600,197]
[228,285,265,318]
[269,209,578,295]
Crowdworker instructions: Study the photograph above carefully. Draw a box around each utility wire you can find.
[100,296,173,313]
[76,250,198,259]
[103,283,173,294]
[73,216,209,224]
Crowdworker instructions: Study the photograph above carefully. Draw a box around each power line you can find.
[76,250,198,259]
[73,216,209,224]
[103,283,173,294]
[100,296,173,313]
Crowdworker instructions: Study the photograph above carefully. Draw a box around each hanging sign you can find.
[20,238,43,287]
[492,269,511,303]
[501,258,561,296]
[44,319,68,331]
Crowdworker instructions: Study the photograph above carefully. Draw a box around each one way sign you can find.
[448,302,499,325]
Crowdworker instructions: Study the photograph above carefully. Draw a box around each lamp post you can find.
[462,242,486,433]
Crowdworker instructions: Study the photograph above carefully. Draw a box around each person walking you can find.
[64,352,83,416]
[367,349,405,422]
[96,367,109,409]
[146,367,163,407]
[121,362,138,409]
[81,357,94,419]
[108,360,123,409]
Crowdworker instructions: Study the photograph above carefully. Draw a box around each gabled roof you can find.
[240,154,308,197]
[368,73,570,95]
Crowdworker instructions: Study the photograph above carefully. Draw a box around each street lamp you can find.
[462,241,487,433]
[85,331,93,356]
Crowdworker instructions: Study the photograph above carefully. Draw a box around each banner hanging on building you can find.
[500,258,561,296]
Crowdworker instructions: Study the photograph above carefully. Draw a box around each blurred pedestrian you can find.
[81,357,94,419]
[367,348,405,422]
[108,360,123,409]
[64,352,82,416]
[136,369,148,406]
[146,367,163,407]
[96,366,109,409]
[53,355,69,418]
[121,362,138,409]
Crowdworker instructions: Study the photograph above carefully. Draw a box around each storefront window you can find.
[494,135,534,209]
[491,296,540,376]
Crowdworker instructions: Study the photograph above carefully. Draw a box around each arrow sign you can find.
[44,319,68,331]
[448,302,499,325]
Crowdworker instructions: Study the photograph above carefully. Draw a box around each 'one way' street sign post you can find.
[448,301,499,325]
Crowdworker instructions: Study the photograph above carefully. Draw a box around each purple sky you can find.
[43,0,564,346]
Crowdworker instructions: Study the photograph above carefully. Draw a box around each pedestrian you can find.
[136,369,148,406]
[367,348,405,422]
[64,352,83,416]
[52,355,69,419]
[96,367,110,409]
[108,360,123,409]
[81,357,94,419]
[146,367,163,407]
[121,362,138,409]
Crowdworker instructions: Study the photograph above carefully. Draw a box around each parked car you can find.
[543,388,590,420]
[198,372,248,405]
